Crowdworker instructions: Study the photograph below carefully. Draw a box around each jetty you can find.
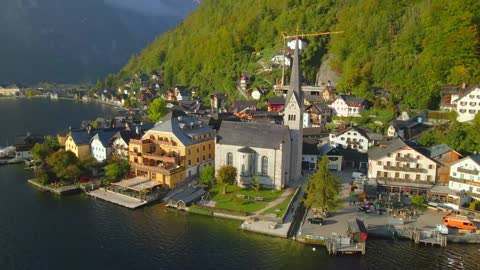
[88,188,147,209]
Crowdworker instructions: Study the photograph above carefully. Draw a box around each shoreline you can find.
[0,95,124,109]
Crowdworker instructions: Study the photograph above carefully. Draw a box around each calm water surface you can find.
[0,98,479,270]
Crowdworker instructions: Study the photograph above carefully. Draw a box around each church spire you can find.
[285,37,302,107]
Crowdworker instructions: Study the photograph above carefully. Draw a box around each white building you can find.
[329,95,366,117]
[90,130,118,162]
[111,130,141,159]
[456,85,480,122]
[271,53,291,67]
[329,126,379,153]
[215,121,291,190]
[368,138,438,194]
[448,154,480,197]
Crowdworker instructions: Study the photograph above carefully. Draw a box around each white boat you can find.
[0,146,16,158]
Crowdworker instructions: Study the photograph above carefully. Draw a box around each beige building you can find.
[0,85,20,96]
[368,138,438,194]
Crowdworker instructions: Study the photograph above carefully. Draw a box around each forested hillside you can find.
[110,0,479,109]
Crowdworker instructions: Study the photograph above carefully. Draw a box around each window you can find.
[133,147,139,153]
[469,95,475,99]
[227,152,233,166]
[188,160,191,166]
[241,165,246,174]
[196,157,199,163]
[208,144,211,150]
[197,147,199,153]
[405,174,410,180]
[428,164,433,169]
[427,175,432,182]
[395,172,400,178]
[377,161,382,165]
[203,145,206,151]
[188,149,191,155]
[469,109,475,114]
[416,174,420,180]
[261,156,268,175]
[459,109,466,113]
[417,155,420,160]
[397,153,401,157]
[208,153,211,159]
[470,102,477,106]
[152,173,156,179]
[203,155,205,161]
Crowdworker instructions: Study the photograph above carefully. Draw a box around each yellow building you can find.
[129,112,215,188]
[0,85,20,96]
[65,130,92,160]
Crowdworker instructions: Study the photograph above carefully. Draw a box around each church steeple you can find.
[283,37,303,183]
[285,38,302,108]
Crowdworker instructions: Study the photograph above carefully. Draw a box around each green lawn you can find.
[209,185,282,213]
[262,193,294,218]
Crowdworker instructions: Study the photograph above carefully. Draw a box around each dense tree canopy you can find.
[303,156,341,211]
[103,0,478,109]
[147,98,168,123]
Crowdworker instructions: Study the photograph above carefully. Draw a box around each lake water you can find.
[0,98,479,270]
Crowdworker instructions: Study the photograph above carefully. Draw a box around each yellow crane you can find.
[280,31,344,86]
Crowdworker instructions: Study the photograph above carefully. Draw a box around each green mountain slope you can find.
[112,0,479,109]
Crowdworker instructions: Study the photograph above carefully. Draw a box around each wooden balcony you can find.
[151,139,177,147]
[450,177,480,187]
[143,153,176,163]
[457,167,479,175]
[130,161,184,175]
[383,165,425,173]
[395,156,417,162]
[130,151,141,157]
[376,176,434,185]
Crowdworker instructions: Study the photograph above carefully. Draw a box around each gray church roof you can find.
[217,121,289,149]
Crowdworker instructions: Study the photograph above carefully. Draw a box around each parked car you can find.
[308,217,324,225]
[358,205,371,213]
[352,172,366,180]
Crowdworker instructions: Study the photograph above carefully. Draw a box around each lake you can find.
[0,98,478,270]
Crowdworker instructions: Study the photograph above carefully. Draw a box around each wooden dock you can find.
[326,237,366,256]
[412,230,447,247]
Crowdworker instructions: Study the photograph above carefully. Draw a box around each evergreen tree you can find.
[303,156,341,212]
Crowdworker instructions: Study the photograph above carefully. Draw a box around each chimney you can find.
[136,125,140,135]
[462,82,466,89]
[327,80,331,87]
[87,125,91,135]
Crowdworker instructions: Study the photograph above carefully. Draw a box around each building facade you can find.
[90,130,118,162]
[0,85,20,96]
[65,130,92,160]
[368,138,437,194]
[329,95,366,117]
[448,154,480,197]
[129,113,215,188]
[329,126,374,153]
[456,85,480,122]
[215,121,291,190]
[304,103,331,128]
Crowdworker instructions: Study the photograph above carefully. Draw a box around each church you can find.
[215,39,304,189]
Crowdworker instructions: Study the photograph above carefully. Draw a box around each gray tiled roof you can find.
[216,121,289,149]
[469,154,480,165]
[91,129,120,147]
[148,112,214,146]
[427,144,453,158]
[69,130,92,145]
[303,138,320,155]
[368,138,407,160]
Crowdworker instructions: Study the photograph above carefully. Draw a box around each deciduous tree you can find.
[216,165,237,194]
[147,98,168,122]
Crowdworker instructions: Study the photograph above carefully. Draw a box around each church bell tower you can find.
[283,38,303,182]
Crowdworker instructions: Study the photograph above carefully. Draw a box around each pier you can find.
[326,236,366,255]
[88,188,147,209]
[28,179,81,195]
